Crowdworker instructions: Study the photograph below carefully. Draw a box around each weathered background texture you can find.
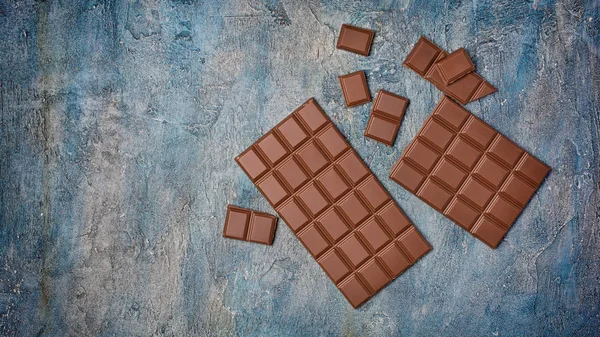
[1,0,599,336]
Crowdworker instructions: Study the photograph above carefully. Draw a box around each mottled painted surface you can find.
[0,0,599,336]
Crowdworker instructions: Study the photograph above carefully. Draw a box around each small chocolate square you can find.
[336,24,374,56]
[339,71,371,107]
[436,48,475,84]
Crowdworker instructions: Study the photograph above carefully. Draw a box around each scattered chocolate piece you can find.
[364,90,409,146]
[404,36,497,105]
[223,205,278,245]
[389,95,550,248]
[403,36,443,77]
[236,98,430,308]
[436,48,475,84]
[339,71,371,107]
[336,24,375,56]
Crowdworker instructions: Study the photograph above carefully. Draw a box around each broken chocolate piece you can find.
[223,205,278,245]
[336,24,375,56]
[364,90,409,146]
[404,37,496,104]
[339,71,371,107]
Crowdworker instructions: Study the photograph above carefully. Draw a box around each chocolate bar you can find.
[336,24,375,56]
[364,90,408,146]
[404,37,496,105]
[236,98,430,308]
[223,205,277,245]
[389,95,550,248]
[339,70,371,107]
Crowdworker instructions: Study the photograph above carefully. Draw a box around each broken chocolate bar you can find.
[389,95,550,248]
[403,36,496,105]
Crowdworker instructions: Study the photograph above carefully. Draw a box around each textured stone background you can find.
[1,0,599,336]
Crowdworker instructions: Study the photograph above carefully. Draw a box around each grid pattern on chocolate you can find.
[236,98,431,308]
[364,90,408,146]
[223,205,278,245]
[389,96,550,248]
[403,36,496,105]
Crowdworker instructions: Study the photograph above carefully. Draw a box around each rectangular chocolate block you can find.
[236,98,431,308]
[389,95,550,248]
[336,24,375,56]
[436,48,475,84]
[339,70,371,107]
[403,36,496,105]
[364,90,408,146]
[223,205,278,245]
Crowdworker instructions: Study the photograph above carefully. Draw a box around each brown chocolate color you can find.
[389,95,550,248]
[236,98,430,308]
[339,71,371,107]
[336,24,375,56]
[223,205,278,245]
[403,36,497,105]
[436,48,475,84]
[364,90,409,146]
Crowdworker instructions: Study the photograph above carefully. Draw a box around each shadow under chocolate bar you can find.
[390,95,551,248]
[236,98,431,308]
[403,36,497,105]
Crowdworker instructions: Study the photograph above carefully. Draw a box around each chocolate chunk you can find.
[364,90,409,146]
[223,205,278,245]
[336,24,375,56]
[236,98,430,308]
[436,48,475,84]
[389,95,550,248]
[404,37,497,104]
[339,71,371,107]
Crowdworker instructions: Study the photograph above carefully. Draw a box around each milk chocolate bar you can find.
[236,98,430,308]
[390,96,550,248]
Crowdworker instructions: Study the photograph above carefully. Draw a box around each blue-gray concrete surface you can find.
[1,0,599,336]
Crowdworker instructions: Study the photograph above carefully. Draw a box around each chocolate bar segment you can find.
[336,24,375,56]
[236,98,431,308]
[223,205,278,245]
[364,90,409,146]
[404,37,497,104]
[389,96,550,248]
[339,71,371,107]
[437,48,475,84]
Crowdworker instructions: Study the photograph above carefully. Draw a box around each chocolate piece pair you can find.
[390,95,550,248]
[223,205,277,245]
[339,70,371,107]
[236,98,430,308]
[336,24,375,56]
[364,90,409,146]
[404,37,496,105]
